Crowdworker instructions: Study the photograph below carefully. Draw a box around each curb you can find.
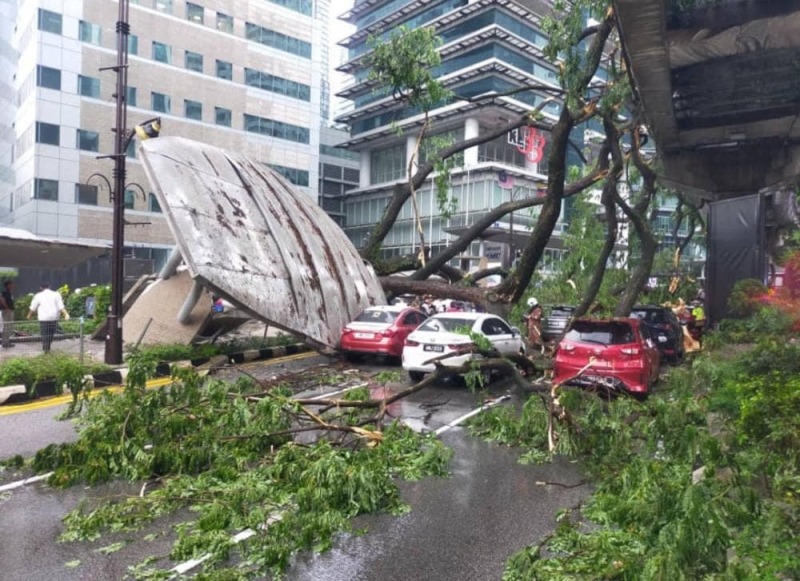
[0,343,312,406]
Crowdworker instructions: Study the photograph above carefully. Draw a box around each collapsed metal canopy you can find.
[139,137,386,351]
[0,227,109,269]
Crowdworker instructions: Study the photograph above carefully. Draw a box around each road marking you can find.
[0,377,173,416]
[434,395,511,435]
[0,351,319,416]
[0,471,54,493]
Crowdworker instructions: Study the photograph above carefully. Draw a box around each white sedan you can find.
[401,312,525,382]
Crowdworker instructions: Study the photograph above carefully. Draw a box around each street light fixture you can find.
[99,0,162,364]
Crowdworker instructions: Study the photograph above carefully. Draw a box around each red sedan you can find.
[553,318,660,396]
[339,306,428,360]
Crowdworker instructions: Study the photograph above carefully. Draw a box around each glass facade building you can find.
[335,0,572,269]
[4,0,332,274]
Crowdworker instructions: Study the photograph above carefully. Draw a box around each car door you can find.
[400,311,425,342]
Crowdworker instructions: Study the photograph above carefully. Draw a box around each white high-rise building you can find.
[4,0,330,272]
[0,0,16,217]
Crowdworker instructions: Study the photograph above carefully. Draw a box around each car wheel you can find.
[344,352,363,363]
[408,371,425,383]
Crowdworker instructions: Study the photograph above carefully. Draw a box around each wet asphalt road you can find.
[0,354,590,580]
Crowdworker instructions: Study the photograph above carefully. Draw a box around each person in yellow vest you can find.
[690,301,706,344]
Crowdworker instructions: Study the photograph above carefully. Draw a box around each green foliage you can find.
[727,278,767,318]
[0,353,109,393]
[366,26,451,113]
[126,336,297,365]
[33,363,452,578]
[493,315,800,580]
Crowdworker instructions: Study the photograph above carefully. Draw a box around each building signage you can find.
[508,126,547,163]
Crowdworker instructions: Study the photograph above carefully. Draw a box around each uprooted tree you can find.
[357,2,701,321]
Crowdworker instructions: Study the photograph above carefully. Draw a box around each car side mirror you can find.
[511,326,520,337]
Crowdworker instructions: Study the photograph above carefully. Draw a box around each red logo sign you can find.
[508,127,547,164]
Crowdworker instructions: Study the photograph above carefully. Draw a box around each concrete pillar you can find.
[464,117,479,167]
[360,150,371,188]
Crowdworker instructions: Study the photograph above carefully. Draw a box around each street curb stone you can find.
[0,343,311,406]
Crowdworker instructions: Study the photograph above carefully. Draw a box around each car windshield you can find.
[417,317,474,333]
[631,309,667,324]
[355,310,397,324]
[565,321,635,345]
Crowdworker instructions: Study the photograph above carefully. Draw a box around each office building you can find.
[4,0,330,274]
[335,0,583,270]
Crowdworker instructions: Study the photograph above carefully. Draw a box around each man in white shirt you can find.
[27,282,70,353]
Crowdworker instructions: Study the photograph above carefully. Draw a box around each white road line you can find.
[169,514,282,577]
[434,395,511,436]
[307,382,369,400]
[0,471,54,493]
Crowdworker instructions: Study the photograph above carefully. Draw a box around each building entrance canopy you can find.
[0,227,108,269]
[139,137,386,351]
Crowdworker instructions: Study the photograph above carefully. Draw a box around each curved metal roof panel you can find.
[139,137,386,352]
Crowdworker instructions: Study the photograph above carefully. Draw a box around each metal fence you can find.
[0,317,90,363]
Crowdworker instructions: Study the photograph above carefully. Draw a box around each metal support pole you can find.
[177,280,204,324]
[159,246,183,279]
[105,0,131,365]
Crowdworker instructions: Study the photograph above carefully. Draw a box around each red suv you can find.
[553,318,660,395]
[339,306,428,360]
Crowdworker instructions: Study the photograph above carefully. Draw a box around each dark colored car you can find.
[629,305,684,364]
[541,305,576,343]
[553,318,661,396]
[339,306,427,360]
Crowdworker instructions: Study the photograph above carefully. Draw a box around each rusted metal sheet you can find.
[139,137,385,351]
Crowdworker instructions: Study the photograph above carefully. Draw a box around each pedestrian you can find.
[27,282,70,353]
[0,280,14,349]
[523,297,544,353]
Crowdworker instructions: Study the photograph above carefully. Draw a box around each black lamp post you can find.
[99,0,160,364]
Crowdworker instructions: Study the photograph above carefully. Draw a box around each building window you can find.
[34,178,59,201]
[35,122,60,146]
[37,9,62,34]
[214,107,231,127]
[370,144,406,184]
[152,41,172,64]
[151,92,171,113]
[270,164,309,187]
[216,12,233,33]
[127,86,137,107]
[78,21,102,45]
[267,0,312,16]
[124,189,136,210]
[36,65,61,90]
[148,193,162,213]
[155,0,172,13]
[128,34,138,55]
[216,60,232,80]
[78,75,100,98]
[184,99,202,120]
[185,51,203,72]
[75,184,98,205]
[76,129,99,152]
[244,68,311,101]
[243,114,310,144]
[244,22,311,58]
[186,2,204,23]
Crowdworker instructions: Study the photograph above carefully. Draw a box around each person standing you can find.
[27,282,69,353]
[0,280,14,348]
[523,297,544,353]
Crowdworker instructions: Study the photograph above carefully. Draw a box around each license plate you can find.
[423,344,444,352]
[592,359,609,367]
[354,332,374,339]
